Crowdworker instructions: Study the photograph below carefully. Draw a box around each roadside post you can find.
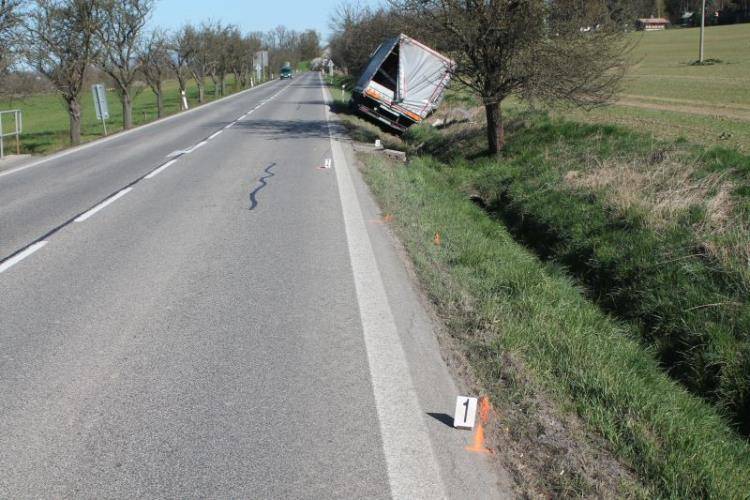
[91,84,110,136]
[0,109,23,159]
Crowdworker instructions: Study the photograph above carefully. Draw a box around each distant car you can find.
[280,67,293,79]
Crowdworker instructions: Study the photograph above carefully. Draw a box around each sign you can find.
[91,84,109,120]
[453,396,478,429]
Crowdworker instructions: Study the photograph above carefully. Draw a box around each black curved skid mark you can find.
[248,162,277,211]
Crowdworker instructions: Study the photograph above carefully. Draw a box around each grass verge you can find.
[360,152,750,498]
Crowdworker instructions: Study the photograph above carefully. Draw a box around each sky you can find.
[150,0,381,42]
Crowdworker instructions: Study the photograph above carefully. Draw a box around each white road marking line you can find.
[187,141,207,153]
[0,241,48,274]
[74,187,133,222]
[225,122,235,129]
[145,159,178,179]
[324,158,332,169]
[166,150,187,158]
[208,130,222,140]
[322,79,446,499]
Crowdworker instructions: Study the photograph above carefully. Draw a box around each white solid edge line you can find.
[74,187,133,222]
[321,77,446,499]
[0,79,280,180]
[224,122,235,129]
[0,241,48,274]
[145,159,178,179]
[208,130,222,140]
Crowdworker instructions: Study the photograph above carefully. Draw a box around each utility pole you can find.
[699,0,706,63]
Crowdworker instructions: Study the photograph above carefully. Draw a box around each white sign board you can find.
[91,84,109,120]
[453,396,478,429]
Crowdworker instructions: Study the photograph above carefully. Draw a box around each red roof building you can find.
[637,17,670,30]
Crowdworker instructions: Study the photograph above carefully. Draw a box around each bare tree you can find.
[97,0,152,130]
[390,0,630,154]
[139,29,169,118]
[26,0,101,146]
[205,22,231,98]
[167,26,193,110]
[0,0,24,82]
[225,28,246,88]
[186,22,212,103]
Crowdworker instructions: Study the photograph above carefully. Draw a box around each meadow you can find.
[559,23,750,151]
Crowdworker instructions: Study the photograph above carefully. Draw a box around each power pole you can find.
[699,0,706,62]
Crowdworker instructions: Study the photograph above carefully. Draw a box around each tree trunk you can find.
[155,81,163,118]
[196,78,204,103]
[177,79,188,110]
[484,101,505,155]
[67,98,82,146]
[122,91,133,130]
[220,75,225,96]
[213,76,220,98]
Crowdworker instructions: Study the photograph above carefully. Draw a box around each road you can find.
[0,73,511,498]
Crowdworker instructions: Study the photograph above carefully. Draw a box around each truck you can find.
[352,34,454,133]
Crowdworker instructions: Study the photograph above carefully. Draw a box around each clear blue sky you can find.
[150,0,381,41]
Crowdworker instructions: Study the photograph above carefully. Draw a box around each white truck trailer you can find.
[352,34,454,132]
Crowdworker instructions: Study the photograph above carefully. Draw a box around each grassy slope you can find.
[361,153,750,498]
[0,76,249,156]
[554,24,750,152]
[329,70,750,495]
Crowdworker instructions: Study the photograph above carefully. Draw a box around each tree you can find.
[205,22,233,97]
[167,26,193,110]
[26,0,101,146]
[139,29,170,118]
[0,0,24,82]
[185,22,212,103]
[97,0,152,130]
[390,0,630,154]
[298,29,321,61]
[329,2,433,76]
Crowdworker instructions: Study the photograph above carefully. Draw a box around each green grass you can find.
[560,24,750,151]
[361,151,750,498]
[0,75,254,156]
[624,24,749,105]
[403,111,750,434]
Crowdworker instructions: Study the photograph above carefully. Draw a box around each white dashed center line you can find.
[75,187,133,222]
[145,159,178,180]
[0,241,48,274]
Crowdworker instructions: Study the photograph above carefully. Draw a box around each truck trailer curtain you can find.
[396,37,451,117]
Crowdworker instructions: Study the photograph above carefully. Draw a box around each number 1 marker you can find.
[454,396,478,429]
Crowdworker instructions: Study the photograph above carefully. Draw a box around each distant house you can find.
[636,17,670,31]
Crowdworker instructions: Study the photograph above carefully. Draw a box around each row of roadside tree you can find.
[0,0,320,146]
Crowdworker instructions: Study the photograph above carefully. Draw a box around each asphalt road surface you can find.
[0,73,512,498]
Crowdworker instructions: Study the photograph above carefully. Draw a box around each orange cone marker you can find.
[466,396,493,454]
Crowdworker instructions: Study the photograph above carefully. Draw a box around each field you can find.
[558,23,750,151]
[0,76,247,156]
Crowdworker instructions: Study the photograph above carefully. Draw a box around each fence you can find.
[0,110,23,159]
